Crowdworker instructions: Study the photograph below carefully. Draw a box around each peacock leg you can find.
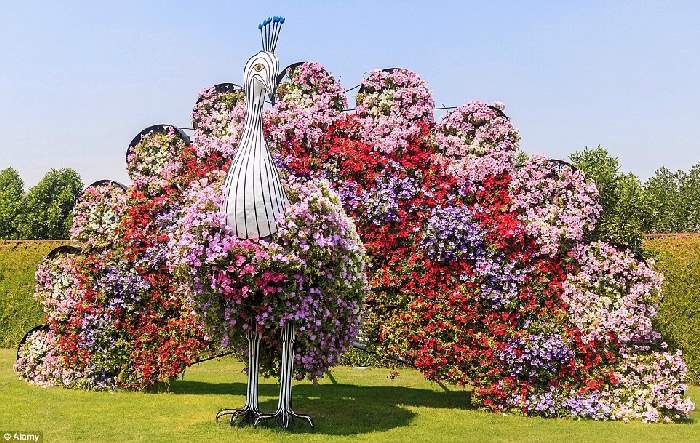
[216,323,262,426]
[254,322,314,429]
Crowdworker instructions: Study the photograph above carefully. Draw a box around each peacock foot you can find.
[215,407,262,426]
[254,408,314,430]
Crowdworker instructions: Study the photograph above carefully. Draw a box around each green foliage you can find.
[643,165,700,234]
[339,345,404,368]
[644,167,685,233]
[678,164,700,232]
[14,168,82,240]
[570,147,700,236]
[613,173,650,251]
[570,146,650,252]
[0,168,24,239]
[644,234,700,383]
[0,240,68,348]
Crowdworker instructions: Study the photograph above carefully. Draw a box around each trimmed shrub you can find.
[0,240,69,348]
[644,233,700,383]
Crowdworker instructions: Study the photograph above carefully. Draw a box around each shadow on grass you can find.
[172,380,471,435]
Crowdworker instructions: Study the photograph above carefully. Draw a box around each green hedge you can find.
[0,240,68,348]
[644,234,700,383]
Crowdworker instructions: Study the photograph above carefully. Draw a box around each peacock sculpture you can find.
[216,15,293,425]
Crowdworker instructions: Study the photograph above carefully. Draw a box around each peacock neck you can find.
[241,94,265,148]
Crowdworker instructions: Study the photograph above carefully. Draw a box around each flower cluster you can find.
[355,173,420,226]
[191,84,246,158]
[563,242,663,346]
[25,249,122,390]
[521,348,694,422]
[498,333,575,381]
[510,156,601,256]
[56,253,151,390]
[70,181,127,250]
[434,102,520,184]
[34,248,84,324]
[605,349,695,422]
[355,68,434,154]
[14,328,77,388]
[126,126,190,196]
[420,205,485,264]
[266,62,347,154]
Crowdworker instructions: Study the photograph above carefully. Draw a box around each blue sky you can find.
[1,1,699,187]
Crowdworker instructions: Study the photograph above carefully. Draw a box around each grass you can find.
[1,349,698,442]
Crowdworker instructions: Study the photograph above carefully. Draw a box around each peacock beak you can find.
[250,73,268,92]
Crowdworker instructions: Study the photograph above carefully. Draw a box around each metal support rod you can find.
[245,328,261,410]
[216,322,262,425]
[277,322,294,421]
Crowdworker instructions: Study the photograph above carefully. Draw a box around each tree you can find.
[612,172,651,250]
[0,167,24,239]
[679,164,700,232]
[644,167,685,233]
[15,169,83,239]
[570,146,650,252]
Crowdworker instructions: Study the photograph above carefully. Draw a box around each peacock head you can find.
[243,16,284,106]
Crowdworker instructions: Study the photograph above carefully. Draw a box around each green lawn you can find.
[1,349,698,442]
